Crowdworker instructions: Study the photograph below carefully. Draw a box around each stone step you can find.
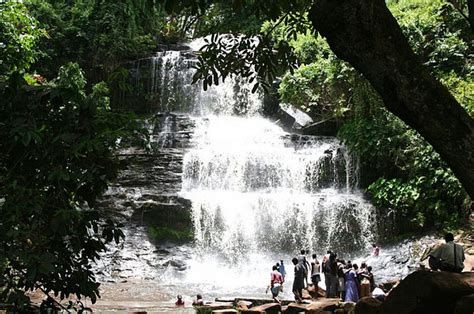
[241,302,281,314]
[212,309,238,314]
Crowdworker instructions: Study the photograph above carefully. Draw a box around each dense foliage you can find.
[1,0,473,309]
[26,0,167,82]
[275,0,473,233]
[0,1,144,309]
[0,64,134,309]
[0,2,44,82]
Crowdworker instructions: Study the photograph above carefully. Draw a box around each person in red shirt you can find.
[175,295,185,306]
[269,265,284,303]
[372,244,380,257]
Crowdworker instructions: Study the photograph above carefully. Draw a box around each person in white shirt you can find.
[310,254,321,287]
[372,284,386,301]
[428,232,465,273]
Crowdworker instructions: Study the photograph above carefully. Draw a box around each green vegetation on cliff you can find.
[0,0,158,310]
[274,0,473,233]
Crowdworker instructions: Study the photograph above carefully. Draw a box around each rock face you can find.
[284,298,342,314]
[381,270,474,314]
[241,303,281,313]
[100,113,194,232]
[454,293,474,314]
[194,302,234,314]
[354,297,382,314]
[95,113,195,280]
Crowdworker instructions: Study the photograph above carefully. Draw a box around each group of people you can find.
[275,247,385,304]
[188,233,465,308]
[272,233,465,304]
[175,294,204,306]
[322,254,381,303]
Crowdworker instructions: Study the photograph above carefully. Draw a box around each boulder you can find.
[283,298,341,314]
[381,270,474,314]
[306,298,341,312]
[454,293,474,314]
[354,297,382,314]
[195,302,234,314]
[342,301,356,313]
[307,284,325,298]
[273,108,297,131]
[242,303,281,314]
[300,119,340,136]
[236,300,252,311]
[284,302,309,313]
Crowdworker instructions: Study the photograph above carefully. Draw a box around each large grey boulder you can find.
[381,270,474,314]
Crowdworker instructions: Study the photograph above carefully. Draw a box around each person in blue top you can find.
[344,263,359,302]
[278,260,286,280]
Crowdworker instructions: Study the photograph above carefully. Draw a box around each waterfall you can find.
[146,44,378,257]
[103,43,378,299]
[181,116,375,258]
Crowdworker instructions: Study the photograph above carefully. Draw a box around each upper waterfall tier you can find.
[134,50,263,115]
[183,115,357,192]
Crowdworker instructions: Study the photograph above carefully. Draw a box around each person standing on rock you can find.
[322,250,331,297]
[323,251,338,298]
[292,257,305,303]
[428,232,465,273]
[337,259,346,300]
[277,260,287,280]
[269,265,284,304]
[358,262,370,298]
[310,253,321,289]
[344,263,359,302]
[298,249,311,288]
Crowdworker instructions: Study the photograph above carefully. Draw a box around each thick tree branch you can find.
[309,0,474,198]
[468,0,474,31]
[448,0,470,25]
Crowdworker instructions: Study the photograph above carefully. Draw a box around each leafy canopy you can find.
[0,2,44,80]
[0,1,142,309]
[0,62,139,308]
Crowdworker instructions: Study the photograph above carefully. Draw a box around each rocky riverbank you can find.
[191,270,473,314]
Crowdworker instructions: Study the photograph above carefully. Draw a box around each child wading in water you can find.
[175,295,185,306]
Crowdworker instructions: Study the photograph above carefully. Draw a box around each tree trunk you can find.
[308,0,474,199]
[468,0,474,32]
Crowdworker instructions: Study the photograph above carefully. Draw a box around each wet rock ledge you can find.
[193,270,473,314]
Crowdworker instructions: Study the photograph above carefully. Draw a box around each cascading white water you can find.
[139,42,377,299]
[119,42,379,299]
[180,116,375,257]
[149,50,263,116]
